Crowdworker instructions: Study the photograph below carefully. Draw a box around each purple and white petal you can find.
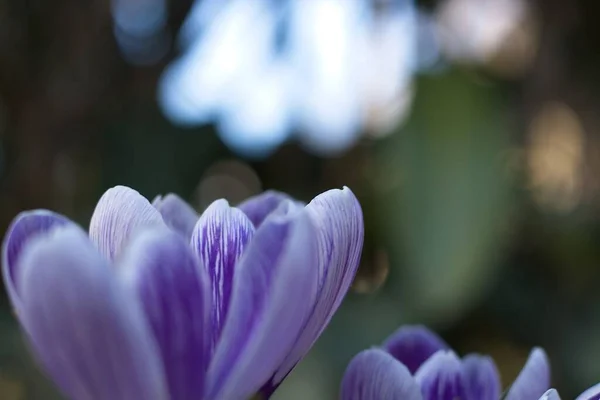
[460,354,501,400]
[303,186,363,323]
[576,383,600,400]
[152,193,198,239]
[206,207,319,400]
[190,199,255,345]
[89,186,166,261]
[541,389,562,400]
[2,210,71,311]
[414,350,465,400]
[237,190,301,227]
[268,187,364,388]
[18,225,168,400]
[340,349,423,400]
[382,325,449,374]
[120,228,211,400]
[505,348,551,400]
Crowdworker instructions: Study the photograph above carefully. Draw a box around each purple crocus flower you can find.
[2,185,363,400]
[341,325,551,400]
[541,384,600,400]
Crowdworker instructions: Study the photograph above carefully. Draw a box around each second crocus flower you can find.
[341,325,551,400]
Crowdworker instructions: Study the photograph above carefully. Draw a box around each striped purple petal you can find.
[303,187,363,325]
[237,190,300,227]
[576,383,600,400]
[205,206,319,399]
[89,186,166,261]
[414,350,465,400]
[341,349,423,400]
[190,199,255,348]
[460,354,500,400]
[505,348,551,400]
[2,210,71,312]
[120,228,211,400]
[17,225,168,400]
[382,325,449,374]
[265,187,364,392]
[152,193,198,239]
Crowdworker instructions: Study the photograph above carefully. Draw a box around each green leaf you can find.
[376,70,515,324]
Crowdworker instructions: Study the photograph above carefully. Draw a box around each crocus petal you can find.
[505,348,551,400]
[152,193,198,239]
[237,190,301,227]
[414,350,465,400]
[206,205,319,399]
[268,187,364,388]
[541,389,562,400]
[382,325,449,374]
[1,210,71,311]
[17,225,168,400]
[89,185,166,261]
[303,186,363,321]
[190,199,255,345]
[460,354,501,400]
[340,349,423,400]
[120,228,211,400]
[576,383,600,400]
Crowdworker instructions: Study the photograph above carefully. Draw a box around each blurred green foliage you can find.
[378,70,513,323]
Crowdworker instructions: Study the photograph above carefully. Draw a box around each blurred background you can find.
[0,0,598,398]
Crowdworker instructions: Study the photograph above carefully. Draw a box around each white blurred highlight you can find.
[436,0,528,63]
[288,1,365,154]
[159,0,277,126]
[360,3,417,135]
[112,0,533,156]
[158,0,419,158]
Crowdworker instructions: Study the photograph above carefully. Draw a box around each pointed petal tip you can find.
[325,185,359,199]
[264,187,364,389]
[415,350,463,400]
[415,349,461,373]
[529,347,551,376]
[311,186,362,212]
[307,183,364,284]
[195,198,235,220]
[340,185,355,195]
[190,198,254,347]
[266,189,364,383]
[341,348,422,400]
[208,198,231,209]
[461,353,501,400]
[89,185,166,261]
[541,389,561,400]
[505,347,551,400]
[382,325,448,374]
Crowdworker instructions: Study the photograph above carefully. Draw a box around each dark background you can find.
[1,0,600,398]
